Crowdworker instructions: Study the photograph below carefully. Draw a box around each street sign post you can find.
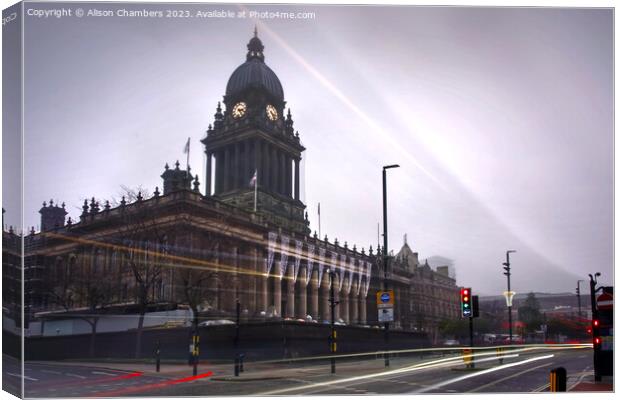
[376,290,394,322]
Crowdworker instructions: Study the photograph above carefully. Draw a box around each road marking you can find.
[65,373,87,379]
[469,362,553,392]
[533,383,549,392]
[7,373,38,381]
[414,354,555,393]
[92,371,117,376]
[41,369,62,375]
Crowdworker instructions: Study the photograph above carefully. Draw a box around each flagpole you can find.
[185,137,190,179]
[318,202,321,239]
[254,170,258,212]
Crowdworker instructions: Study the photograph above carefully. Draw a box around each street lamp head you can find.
[383,164,400,170]
[595,272,601,277]
[507,250,516,254]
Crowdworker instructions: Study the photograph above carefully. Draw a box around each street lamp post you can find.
[588,273,601,320]
[382,164,399,368]
[502,250,516,344]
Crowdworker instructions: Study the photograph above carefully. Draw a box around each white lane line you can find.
[65,373,87,379]
[92,371,117,376]
[533,383,549,392]
[414,354,555,393]
[469,362,553,392]
[7,373,39,381]
[41,369,62,375]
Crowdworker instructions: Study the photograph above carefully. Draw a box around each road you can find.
[4,344,602,397]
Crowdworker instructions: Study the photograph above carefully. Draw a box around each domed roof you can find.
[225,29,284,101]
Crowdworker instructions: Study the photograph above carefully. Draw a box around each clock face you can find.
[266,104,278,121]
[232,102,247,119]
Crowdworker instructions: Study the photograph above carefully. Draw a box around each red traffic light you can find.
[463,289,469,295]
[594,337,601,345]
[593,320,600,327]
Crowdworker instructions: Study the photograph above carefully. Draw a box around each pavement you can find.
[570,375,613,392]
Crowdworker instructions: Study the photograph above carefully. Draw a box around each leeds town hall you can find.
[4,31,461,348]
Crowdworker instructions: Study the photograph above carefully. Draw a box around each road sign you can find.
[597,292,613,310]
[376,290,395,309]
[378,307,394,322]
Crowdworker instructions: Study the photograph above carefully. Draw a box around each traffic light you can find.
[502,262,510,276]
[461,288,473,317]
[592,319,601,349]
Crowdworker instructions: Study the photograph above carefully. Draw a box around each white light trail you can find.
[413,354,555,393]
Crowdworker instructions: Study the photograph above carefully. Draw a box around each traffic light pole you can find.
[503,250,516,345]
[468,316,475,368]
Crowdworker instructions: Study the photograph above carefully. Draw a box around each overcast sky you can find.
[5,3,613,295]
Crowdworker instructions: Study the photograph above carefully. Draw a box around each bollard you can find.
[239,353,245,373]
[234,356,239,377]
[155,341,161,373]
[550,367,567,392]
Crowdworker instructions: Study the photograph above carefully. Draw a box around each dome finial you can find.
[246,28,265,62]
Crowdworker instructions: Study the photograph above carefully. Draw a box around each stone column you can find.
[321,274,330,323]
[274,277,282,317]
[330,272,342,321]
[294,158,300,200]
[342,279,350,324]
[206,152,212,196]
[269,146,276,192]
[280,152,286,195]
[241,142,247,186]
[298,266,307,319]
[258,141,269,189]
[287,267,295,318]
[351,280,359,325]
[285,155,291,197]
[233,142,240,188]
[273,149,279,194]
[310,269,319,321]
[214,152,222,194]
[224,146,231,192]
[360,292,367,325]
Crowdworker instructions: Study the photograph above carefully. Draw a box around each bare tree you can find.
[43,253,113,357]
[108,186,170,358]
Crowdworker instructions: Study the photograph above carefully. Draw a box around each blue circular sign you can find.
[381,293,390,303]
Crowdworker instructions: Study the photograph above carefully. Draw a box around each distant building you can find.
[392,236,461,343]
[479,292,592,322]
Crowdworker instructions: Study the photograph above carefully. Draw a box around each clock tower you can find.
[202,29,309,234]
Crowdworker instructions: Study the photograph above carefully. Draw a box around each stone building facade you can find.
[8,31,463,338]
[16,31,382,330]
[393,237,461,343]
